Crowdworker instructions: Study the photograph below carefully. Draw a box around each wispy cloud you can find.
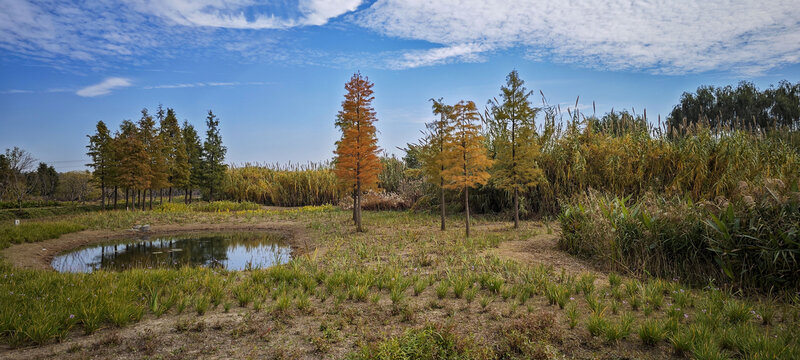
[1,89,33,94]
[358,0,800,74]
[388,43,488,69]
[76,77,132,97]
[128,0,362,29]
[142,81,268,89]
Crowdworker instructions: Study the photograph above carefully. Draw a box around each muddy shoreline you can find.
[1,222,314,271]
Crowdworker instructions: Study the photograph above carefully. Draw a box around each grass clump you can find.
[638,319,666,345]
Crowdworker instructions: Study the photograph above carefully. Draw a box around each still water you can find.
[52,232,292,273]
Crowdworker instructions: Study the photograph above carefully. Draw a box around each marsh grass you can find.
[0,207,798,360]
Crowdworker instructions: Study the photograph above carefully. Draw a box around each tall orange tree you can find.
[442,100,492,237]
[334,72,382,232]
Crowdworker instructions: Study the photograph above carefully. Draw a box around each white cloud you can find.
[130,0,362,29]
[142,81,268,89]
[388,43,487,69]
[1,89,33,94]
[358,0,800,74]
[76,77,132,97]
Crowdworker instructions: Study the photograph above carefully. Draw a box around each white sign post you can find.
[14,219,20,226]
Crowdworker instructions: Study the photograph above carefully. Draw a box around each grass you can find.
[0,221,86,249]
[0,207,798,359]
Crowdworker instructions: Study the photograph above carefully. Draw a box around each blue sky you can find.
[1,0,799,172]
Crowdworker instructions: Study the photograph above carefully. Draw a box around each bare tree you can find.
[4,147,36,209]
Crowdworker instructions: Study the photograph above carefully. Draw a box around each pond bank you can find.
[0,221,314,271]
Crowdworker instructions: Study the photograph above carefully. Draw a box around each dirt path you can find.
[486,229,608,281]
[1,221,315,271]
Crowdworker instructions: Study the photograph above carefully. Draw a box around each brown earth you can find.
[1,221,315,271]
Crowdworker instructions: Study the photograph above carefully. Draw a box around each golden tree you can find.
[442,100,492,237]
[334,72,382,232]
[419,98,454,231]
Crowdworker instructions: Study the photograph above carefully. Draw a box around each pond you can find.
[51,231,292,273]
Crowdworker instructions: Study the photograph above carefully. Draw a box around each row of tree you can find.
[86,106,227,210]
[333,71,537,236]
[668,80,800,133]
[1,147,98,206]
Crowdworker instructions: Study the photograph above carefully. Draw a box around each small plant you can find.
[435,281,449,299]
[452,277,469,299]
[579,272,596,295]
[500,285,512,301]
[668,330,693,356]
[223,302,232,313]
[629,295,641,311]
[350,285,369,302]
[479,295,492,311]
[390,286,405,305]
[464,287,477,304]
[608,272,622,288]
[757,302,775,325]
[413,279,427,296]
[566,303,579,329]
[638,319,665,345]
[370,293,381,304]
[297,292,311,312]
[723,300,751,324]
[234,285,253,307]
[194,295,210,316]
[603,313,633,343]
[587,312,608,337]
[274,292,291,313]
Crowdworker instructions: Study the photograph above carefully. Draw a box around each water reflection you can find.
[52,232,291,273]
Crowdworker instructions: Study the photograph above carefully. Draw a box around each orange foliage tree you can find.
[442,100,492,237]
[334,72,382,232]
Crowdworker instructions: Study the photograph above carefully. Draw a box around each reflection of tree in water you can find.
[52,232,289,273]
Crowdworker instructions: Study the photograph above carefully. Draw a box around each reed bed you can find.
[222,162,341,206]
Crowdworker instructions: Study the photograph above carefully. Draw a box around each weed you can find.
[638,319,665,345]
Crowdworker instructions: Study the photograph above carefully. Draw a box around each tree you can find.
[3,147,36,209]
[201,110,227,202]
[668,80,800,134]
[116,120,150,210]
[418,98,454,231]
[34,162,59,199]
[160,108,189,202]
[138,108,165,210]
[0,154,9,200]
[334,72,382,232]
[182,121,203,204]
[487,70,543,228]
[442,101,492,237]
[56,171,94,202]
[87,120,113,209]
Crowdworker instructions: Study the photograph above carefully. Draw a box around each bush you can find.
[559,184,800,293]
[351,324,480,360]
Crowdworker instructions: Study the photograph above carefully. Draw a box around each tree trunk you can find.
[149,189,153,210]
[159,189,163,205]
[465,186,470,237]
[101,179,106,211]
[513,188,519,229]
[210,185,214,202]
[440,177,446,231]
[353,186,358,224]
[125,188,129,210]
[113,186,118,209]
[168,187,172,203]
[355,181,363,232]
